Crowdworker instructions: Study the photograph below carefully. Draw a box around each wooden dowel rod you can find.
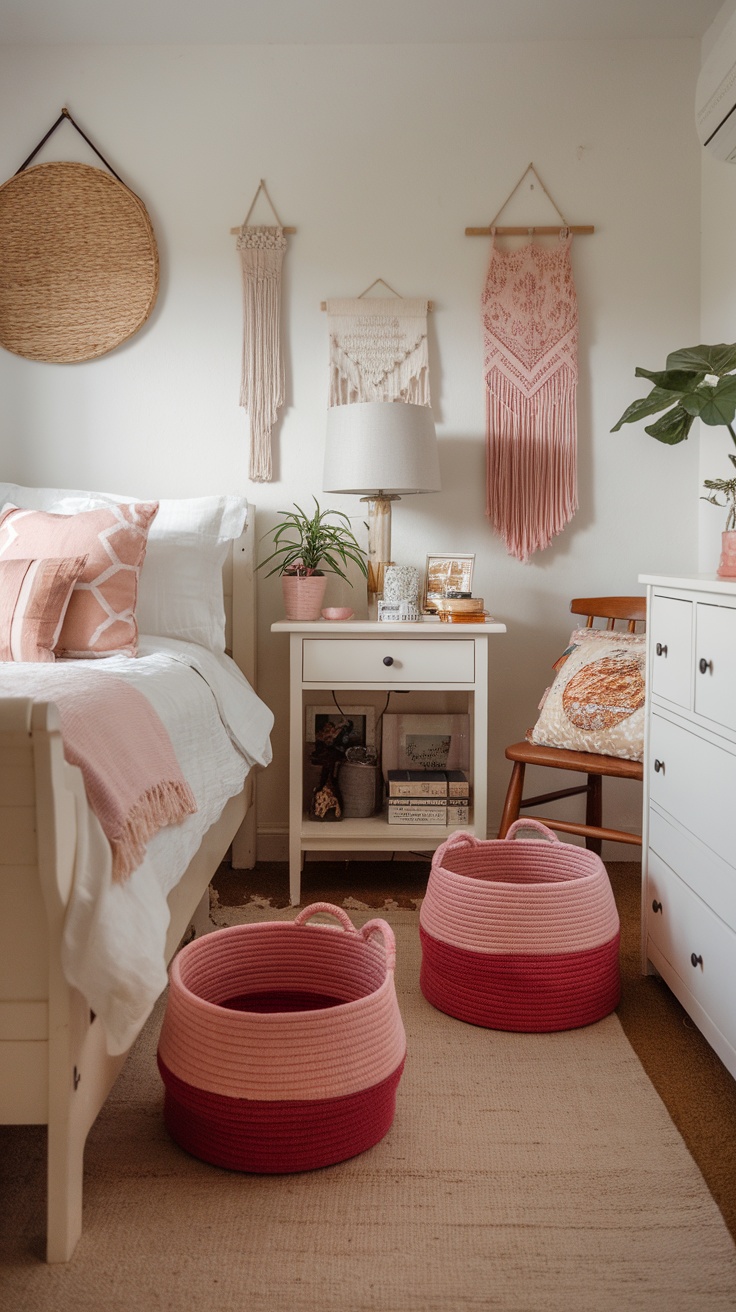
[230,225,297,234]
[465,224,595,236]
[320,300,434,311]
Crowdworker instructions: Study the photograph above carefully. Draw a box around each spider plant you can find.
[257,498,367,582]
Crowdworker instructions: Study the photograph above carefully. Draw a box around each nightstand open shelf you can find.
[272,617,506,904]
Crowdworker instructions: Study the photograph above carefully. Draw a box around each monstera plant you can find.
[612,343,736,561]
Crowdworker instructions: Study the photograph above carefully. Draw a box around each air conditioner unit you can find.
[696,8,736,162]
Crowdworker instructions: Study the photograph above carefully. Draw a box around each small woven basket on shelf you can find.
[338,759,380,817]
[420,819,620,1032]
[0,161,159,363]
[158,903,406,1173]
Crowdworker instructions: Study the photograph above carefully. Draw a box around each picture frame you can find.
[381,713,470,779]
[423,554,475,611]
[305,704,376,750]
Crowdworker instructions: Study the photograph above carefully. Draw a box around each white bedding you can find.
[1,639,273,1055]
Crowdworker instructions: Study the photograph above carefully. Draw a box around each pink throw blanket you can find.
[0,667,196,882]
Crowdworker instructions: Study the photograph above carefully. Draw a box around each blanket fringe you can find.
[485,368,578,564]
[110,780,197,883]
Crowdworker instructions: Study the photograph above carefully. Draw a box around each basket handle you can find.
[504,819,560,844]
[360,919,397,972]
[293,902,360,936]
[433,830,481,864]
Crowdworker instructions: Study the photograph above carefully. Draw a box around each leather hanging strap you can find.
[16,106,126,184]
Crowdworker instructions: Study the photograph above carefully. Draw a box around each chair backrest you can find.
[569,596,646,633]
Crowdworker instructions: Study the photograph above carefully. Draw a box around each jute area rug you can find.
[2,903,736,1312]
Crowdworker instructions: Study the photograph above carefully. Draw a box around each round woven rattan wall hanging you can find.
[0,160,159,363]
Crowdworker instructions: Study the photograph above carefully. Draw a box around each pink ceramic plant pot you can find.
[281,573,327,621]
[717,530,736,579]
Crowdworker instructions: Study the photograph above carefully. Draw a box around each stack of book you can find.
[386,769,470,825]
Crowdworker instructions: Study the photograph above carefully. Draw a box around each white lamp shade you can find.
[323,401,441,495]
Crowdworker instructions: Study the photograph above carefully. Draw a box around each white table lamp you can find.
[323,401,441,607]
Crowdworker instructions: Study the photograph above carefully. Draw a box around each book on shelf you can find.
[386,768,470,801]
[445,770,470,799]
[386,769,447,798]
[387,801,447,825]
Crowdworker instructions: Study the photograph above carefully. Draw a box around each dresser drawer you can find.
[648,807,736,932]
[646,848,736,1054]
[649,713,736,868]
[302,639,475,685]
[650,594,692,708]
[694,601,736,733]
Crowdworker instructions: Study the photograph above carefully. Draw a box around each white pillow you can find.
[0,485,247,652]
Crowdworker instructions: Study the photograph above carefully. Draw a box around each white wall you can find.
[701,2,736,569]
[0,39,703,858]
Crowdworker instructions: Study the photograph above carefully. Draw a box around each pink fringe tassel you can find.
[485,367,578,564]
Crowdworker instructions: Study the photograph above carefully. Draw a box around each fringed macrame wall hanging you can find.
[468,165,594,563]
[232,181,295,482]
[323,280,432,407]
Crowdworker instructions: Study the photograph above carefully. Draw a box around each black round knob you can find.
[653,758,664,774]
[652,899,662,914]
[382,655,394,667]
[656,643,668,657]
[699,657,713,675]
[690,952,703,969]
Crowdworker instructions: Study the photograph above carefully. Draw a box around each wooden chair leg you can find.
[585,774,603,855]
[498,761,526,838]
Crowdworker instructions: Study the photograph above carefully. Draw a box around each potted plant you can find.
[258,498,368,620]
[612,342,736,577]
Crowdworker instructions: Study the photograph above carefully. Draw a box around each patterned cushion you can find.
[0,502,158,657]
[0,556,87,662]
[528,629,646,761]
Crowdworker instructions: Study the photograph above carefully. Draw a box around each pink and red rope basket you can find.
[157,903,406,1173]
[420,820,621,1032]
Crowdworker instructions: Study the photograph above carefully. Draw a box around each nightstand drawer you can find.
[646,848,736,1054]
[302,639,475,685]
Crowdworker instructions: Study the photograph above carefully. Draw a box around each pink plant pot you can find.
[281,574,327,621]
[717,530,736,579]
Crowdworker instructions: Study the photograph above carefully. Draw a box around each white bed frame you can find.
[0,506,260,1262]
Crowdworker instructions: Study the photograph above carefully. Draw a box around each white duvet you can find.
[3,638,273,1055]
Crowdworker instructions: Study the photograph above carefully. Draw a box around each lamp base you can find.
[360,494,399,607]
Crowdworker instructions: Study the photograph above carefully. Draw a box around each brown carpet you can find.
[2,888,735,1310]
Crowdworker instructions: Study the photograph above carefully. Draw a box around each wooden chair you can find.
[497,597,647,854]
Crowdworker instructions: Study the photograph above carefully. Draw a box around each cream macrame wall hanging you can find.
[467,164,594,563]
[323,280,431,407]
[233,181,295,482]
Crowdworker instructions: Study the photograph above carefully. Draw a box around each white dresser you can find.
[640,573,736,1081]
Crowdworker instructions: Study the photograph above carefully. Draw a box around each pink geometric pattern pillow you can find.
[0,502,158,657]
[0,556,87,662]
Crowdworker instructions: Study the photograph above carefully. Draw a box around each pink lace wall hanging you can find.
[482,235,579,563]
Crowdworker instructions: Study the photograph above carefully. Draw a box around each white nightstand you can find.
[272,616,507,904]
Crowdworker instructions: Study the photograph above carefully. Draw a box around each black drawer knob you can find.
[655,643,668,657]
[652,899,662,914]
[690,952,703,969]
[382,655,394,667]
[653,758,665,774]
[699,657,713,675]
